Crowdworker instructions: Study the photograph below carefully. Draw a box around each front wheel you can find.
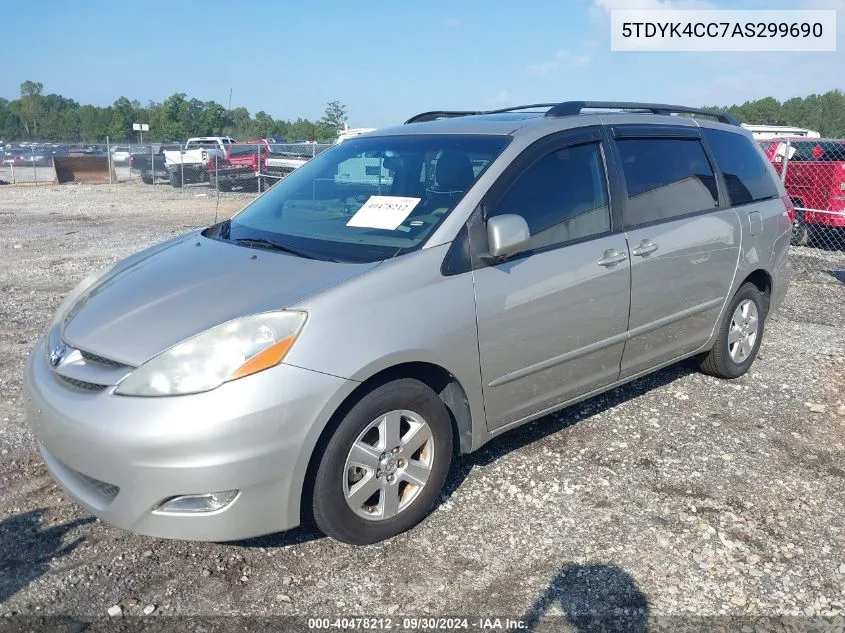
[699,283,766,379]
[312,379,453,545]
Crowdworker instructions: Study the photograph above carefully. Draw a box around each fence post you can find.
[257,143,261,192]
[127,141,131,183]
[215,151,218,194]
[10,162,14,184]
[180,147,184,191]
[32,145,37,186]
[106,136,112,184]
[151,143,155,186]
[781,138,791,185]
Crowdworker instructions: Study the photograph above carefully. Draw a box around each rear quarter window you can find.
[702,128,779,206]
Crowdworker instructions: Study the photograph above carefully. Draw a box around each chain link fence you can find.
[0,139,334,186]
[760,137,845,252]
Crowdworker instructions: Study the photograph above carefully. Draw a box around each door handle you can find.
[597,249,628,267]
[631,240,659,257]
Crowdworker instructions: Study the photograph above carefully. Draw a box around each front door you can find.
[471,131,631,430]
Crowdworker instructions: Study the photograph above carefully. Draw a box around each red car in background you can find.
[208,140,271,191]
[762,138,845,245]
[226,139,271,171]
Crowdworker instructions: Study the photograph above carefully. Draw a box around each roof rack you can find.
[404,104,560,124]
[405,101,740,126]
[544,101,740,126]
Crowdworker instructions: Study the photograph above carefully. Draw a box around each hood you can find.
[62,232,378,366]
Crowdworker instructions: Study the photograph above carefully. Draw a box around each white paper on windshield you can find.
[346,196,421,230]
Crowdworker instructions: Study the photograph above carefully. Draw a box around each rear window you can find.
[703,128,779,206]
[617,137,719,227]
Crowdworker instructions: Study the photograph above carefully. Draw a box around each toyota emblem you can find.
[49,343,68,368]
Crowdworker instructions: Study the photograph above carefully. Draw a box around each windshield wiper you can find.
[233,237,321,260]
[234,237,343,262]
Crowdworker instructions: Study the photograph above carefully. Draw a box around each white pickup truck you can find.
[263,143,332,185]
[163,136,235,187]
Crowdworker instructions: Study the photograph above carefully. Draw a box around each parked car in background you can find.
[19,146,66,167]
[762,138,845,245]
[163,137,235,187]
[2,148,26,166]
[208,141,271,191]
[131,143,183,184]
[111,146,132,164]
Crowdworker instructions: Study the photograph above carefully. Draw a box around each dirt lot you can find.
[0,182,843,629]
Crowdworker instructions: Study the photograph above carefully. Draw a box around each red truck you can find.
[762,138,845,245]
[208,140,271,191]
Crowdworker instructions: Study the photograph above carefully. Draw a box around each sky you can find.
[2,0,843,128]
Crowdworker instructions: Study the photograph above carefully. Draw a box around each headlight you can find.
[115,311,307,397]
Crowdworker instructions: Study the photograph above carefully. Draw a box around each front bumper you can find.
[24,340,351,541]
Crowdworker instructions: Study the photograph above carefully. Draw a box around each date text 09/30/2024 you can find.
[307,617,528,630]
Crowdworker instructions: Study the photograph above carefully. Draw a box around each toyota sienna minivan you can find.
[24,101,792,545]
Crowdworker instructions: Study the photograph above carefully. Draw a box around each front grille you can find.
[56,375,108,392]
[80,349,127,369]
[42,448,121,508]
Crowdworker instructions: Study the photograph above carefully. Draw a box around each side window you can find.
[702,128,779,205]
[490,142,611,250]
[617,138,718,227]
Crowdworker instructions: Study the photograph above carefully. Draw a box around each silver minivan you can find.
[24,102,792,544]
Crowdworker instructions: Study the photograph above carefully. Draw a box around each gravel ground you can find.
[0,183,843,630]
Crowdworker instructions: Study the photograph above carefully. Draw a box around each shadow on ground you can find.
[0,509,93,603]
[523,564,649,632]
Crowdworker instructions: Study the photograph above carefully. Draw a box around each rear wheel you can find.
[169,169,182,188]
[699,283,766,379]
[791,219,812,246]
[141,174,154,185]
[312,379,453,545]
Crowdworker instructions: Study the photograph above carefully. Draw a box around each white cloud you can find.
[487,89,512,107]
[526,49,592,75]
[526,61,560,76]
[557,50,593,68]
[442,17,462,28]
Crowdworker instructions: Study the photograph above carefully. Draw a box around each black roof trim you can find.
[404,104,559,124]
[405,101,740,126]
[544,101,740,126]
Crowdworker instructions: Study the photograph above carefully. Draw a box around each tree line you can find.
[706,90,845,137]
[1,81,348,143]
[3,81,845,142]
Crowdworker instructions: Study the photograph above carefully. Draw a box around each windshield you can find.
[211,134,509,263]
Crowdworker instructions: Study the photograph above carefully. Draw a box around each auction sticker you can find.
[346,196,421,230]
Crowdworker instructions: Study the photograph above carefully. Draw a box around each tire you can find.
[791,220,811,247]
[141,174,153,185]
[699,282,766,379]
[169,170,182,188]
[312,379,453,545]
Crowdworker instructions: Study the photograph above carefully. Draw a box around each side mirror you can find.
[486,214,530,259]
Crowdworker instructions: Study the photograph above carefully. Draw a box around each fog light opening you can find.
[154,490,239,514]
